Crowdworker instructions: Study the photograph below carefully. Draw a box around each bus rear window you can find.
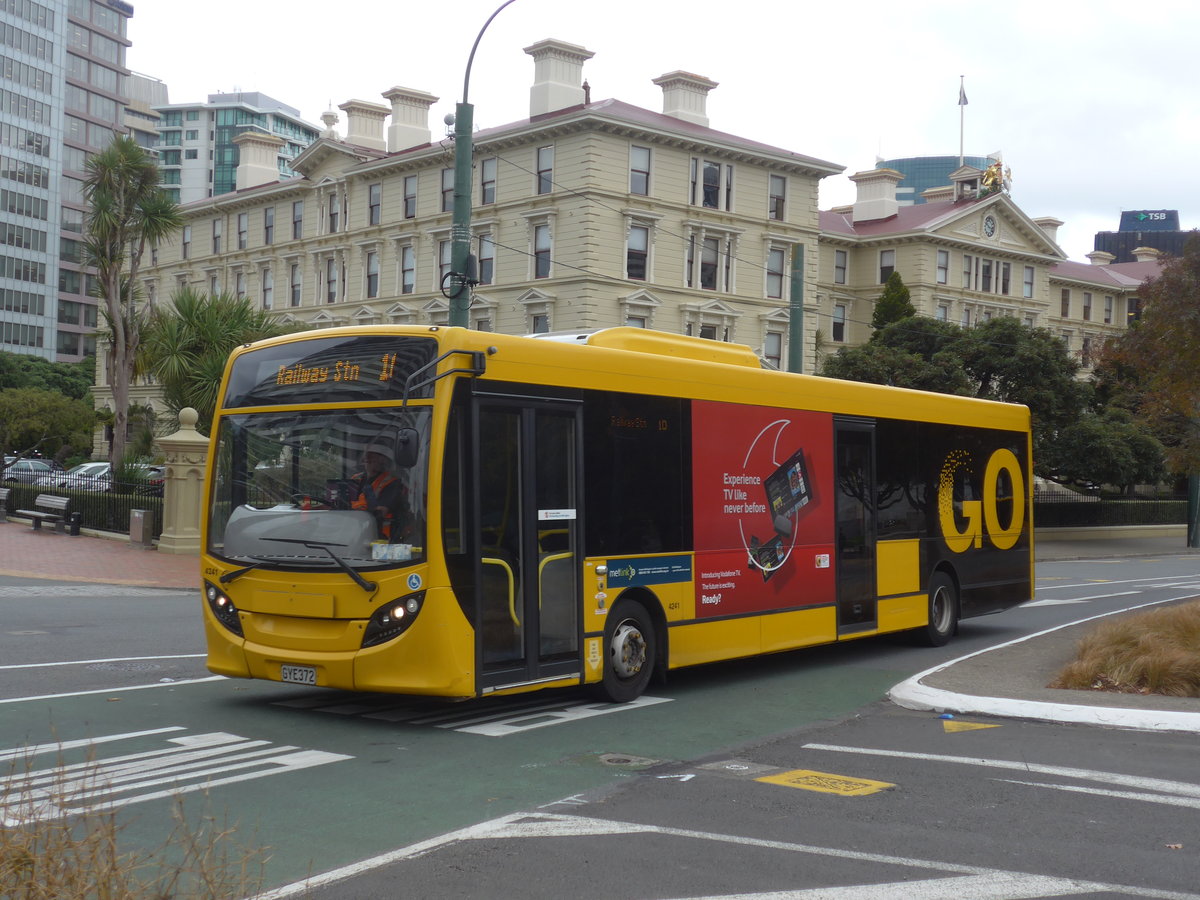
[223,335,438,407]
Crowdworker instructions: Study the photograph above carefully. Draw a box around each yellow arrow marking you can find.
[943,720,1002,733]
[756,769,894,796]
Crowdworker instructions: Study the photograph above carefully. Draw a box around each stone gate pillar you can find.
[155,407,208,555]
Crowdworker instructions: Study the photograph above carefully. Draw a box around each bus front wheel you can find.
[597,601,656,703]
[918,571,958,647]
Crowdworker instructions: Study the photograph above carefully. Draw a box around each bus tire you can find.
[597,600,656,703]
[918,571,958,647]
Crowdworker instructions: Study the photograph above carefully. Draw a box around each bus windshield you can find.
[208,406,430,571]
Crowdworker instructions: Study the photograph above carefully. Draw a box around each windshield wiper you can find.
[220,560,264,584]
[260,537,377,592]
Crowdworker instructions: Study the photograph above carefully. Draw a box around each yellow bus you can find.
[201,325,1032,702]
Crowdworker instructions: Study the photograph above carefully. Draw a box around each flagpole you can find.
[958,75,966,167]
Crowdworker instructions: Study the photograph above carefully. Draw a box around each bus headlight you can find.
[204,581,244,637]
[362,591,425,648]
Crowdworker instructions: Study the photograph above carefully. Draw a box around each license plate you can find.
[280,664,317,686]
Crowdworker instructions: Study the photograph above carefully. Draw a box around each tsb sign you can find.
[937,448,1025,552]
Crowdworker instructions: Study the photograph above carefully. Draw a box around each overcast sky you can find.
[127,0,1198,262]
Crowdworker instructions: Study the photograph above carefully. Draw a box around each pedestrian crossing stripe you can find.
[755,769,894,796]
[943,720,1002,733]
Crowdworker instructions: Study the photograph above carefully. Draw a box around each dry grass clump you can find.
[1050,599,1200,696]
[1,759,268,900]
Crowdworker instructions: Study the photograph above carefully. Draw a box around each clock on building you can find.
[983,215,997,237]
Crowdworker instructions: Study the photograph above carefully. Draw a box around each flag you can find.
[958,83,968,106]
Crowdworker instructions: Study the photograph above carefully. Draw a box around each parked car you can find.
[56,461,113,490]
[2,458,54,485]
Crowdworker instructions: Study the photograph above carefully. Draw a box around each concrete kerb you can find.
[889,596,1200,734]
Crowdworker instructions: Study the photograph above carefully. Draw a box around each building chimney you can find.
[849,168,902,222]
[233,130,285,191]
[1086,250,1115,266]
[1033,216,1063,244]
[524,39,594,117]
[382,86,438,151]
[652,71,718,127]
[1132,246,1162,263]
[339,99,389,151]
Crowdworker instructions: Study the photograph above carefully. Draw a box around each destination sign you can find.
[223,335,437,407]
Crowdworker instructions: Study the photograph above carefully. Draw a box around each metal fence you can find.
[1,480,164,539]
[1033,496,1187,529]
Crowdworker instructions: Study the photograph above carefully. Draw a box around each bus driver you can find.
[349,444,409,541]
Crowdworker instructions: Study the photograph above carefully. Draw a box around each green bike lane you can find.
[1,643,905,892]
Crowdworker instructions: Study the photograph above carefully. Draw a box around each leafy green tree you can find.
[819,316,1092,478]
[0,351,94,400]
[84,135,182,466]
[1098,234,1200,475]
[0,388,95,465]
[139,289,301,433]
[871,271,916,332]
[1038,408,1166,493]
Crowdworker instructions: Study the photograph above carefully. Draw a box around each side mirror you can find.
[394,428,419,469]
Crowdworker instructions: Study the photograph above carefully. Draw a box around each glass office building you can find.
[877,155,993,206]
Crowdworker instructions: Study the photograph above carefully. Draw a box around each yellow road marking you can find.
[756,769,894,796]
[943,720,1002,733]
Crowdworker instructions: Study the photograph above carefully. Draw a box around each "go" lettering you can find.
[937,448,1025,553]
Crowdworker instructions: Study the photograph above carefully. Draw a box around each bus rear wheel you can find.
[597,601,656,703]
[917,571,958,647]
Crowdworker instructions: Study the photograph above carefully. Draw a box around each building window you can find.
[630,145,650,195]
[1082,292,1092,321]
[879,249,894,283]
[936,305,948,322]
[763,332,782,368]
[531,313,550,333]
[403,175,417,218]
[1060,288,1070,318]
[237,212,247,250]
[627,225,648,281]
[181,224,190,259]
[1081,336,1093,367]
[768,174,786,221]
[533,224,551,278]
[480,158,496,205]
[289,263,301,306]
[212,218,221,254]
[209,274,219,295]
[184,148,197,159]
[1023,266,1034,299]
[292,200,303,239]
[438,240,452,285]
[832,304,846,342]
[981,259,993,293]
[961,308,971,327]
[366,250,379,298]
[1104,295,1114,324]
[327,191,339,233]
[691,158,733,210]
[478,234,494,285]
[936,249,949,285]
[536,145,553,194]
[627,315,647,328]
[834,249,847,285]
[368,183,381,226]
[1000,262,1011,295]
[235,271,245,299]
[441,168,454,212]
[326,258,337,303]
[963,254,973,290]
[261,268,273,309]
[401,245,415,294]
[264,206,274,245]
[766,247,785,299]
[687,235,731,291]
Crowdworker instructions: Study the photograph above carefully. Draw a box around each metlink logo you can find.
[937,448,1024,553]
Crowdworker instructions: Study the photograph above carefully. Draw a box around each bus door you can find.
[834,418,877,634]
[475,398,583,692]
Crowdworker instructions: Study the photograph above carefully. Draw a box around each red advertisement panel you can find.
[692,401,836,617]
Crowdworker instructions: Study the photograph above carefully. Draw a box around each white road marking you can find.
[802,744,1200,800]
[0,653,206,670]
[1,729,351,824]
[253,812,1200,900]
[1000,779,1200,810]
[0,726,186,762]
[0,585,196,597]
[1024,590,1141,607]
[0,675,224,704]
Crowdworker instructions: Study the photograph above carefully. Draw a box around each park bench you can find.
[15,493,72,534]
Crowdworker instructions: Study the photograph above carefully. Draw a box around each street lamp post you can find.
[449,0,518,328]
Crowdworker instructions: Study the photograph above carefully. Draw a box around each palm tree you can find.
[139,288,302,433]
[84,135,182,465]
